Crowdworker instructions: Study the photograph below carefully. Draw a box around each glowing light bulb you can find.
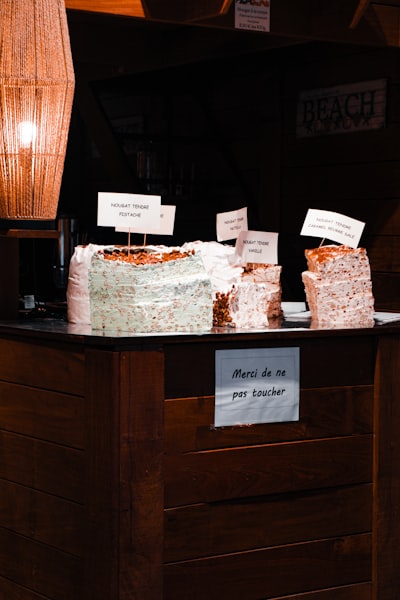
[17,121,37,148]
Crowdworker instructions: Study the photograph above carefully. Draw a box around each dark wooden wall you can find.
[58,15,400,310]
[278,42,400,310]
[199,41,400,309]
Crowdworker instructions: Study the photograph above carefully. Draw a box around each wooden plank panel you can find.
[281,162,400,202]
[371,272,400,310]
[373,335,400,598]
[373,272,399,310]
[0,575,53,600]
[270,582,372,599]
[366,235,400,272]
[0,382,84,449]
[0,528,82,600]
[83,349,120,600]
[0,480,83,556]
[283,126,400,166]
[286,338,376,391]
[164,533,372,600]
[364,201,400,235]
[165,483,372,562]
[0,431,83,502]
[164,337,375,399]
[281,45,400,103]
[0,339,84,396]
[118,349,165,600]
[165,385,373,454]
[164,435,372,507]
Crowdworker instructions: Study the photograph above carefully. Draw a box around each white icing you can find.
[183,241,282,329]
[182,240,243,294]
[68,240,282,333]
[88,249,213,333]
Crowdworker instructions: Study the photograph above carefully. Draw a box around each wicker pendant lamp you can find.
[0,0,75,220]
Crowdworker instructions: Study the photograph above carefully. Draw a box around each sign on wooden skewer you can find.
[97,191,162,251]
[301,208,365,248]
[216,206,248,241]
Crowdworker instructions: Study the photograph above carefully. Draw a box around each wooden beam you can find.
[349,0,371,29]
[135,0,234,22]
[65,0,233,20]
[202,0,400,47]
[65,0,145,18]
[65,0,400,48]
[364,4,400,47]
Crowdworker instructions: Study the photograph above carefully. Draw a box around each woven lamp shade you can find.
[0,0,75,220]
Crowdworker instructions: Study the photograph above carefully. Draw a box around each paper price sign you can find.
[235,230,278,264]
[216,206,248,242]
[215,347,300,427]
[97,192,161,231]
[235,0,270,33]
[116,205,176,236]
[300,208,365,248]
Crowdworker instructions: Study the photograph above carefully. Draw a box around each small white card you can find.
[235,0,270,32]
[235,230,278,264]
[300,208,365,248]
[216,207,248,242]
[116,205,176,236]
[215,347,300,427]
[97,192,161,231]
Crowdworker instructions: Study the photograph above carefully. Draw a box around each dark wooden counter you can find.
[0,318,399,599]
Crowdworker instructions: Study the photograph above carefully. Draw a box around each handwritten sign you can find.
[97,192,161,231]
[300,208,365,248]
[116,205,176,236]
[235,0,270,33]
[235,230,278,264]
[215,347,300,427]
[216,207,248,242]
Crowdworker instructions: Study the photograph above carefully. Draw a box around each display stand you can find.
[0,321,399,599]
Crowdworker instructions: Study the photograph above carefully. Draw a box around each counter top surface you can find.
[0,312,399,347]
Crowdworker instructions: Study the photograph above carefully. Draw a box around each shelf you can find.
[0,229,59,239]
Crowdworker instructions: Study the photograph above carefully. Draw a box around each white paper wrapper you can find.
[67,244,104,324]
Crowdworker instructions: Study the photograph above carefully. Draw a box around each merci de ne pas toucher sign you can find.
[296,79,387,138]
